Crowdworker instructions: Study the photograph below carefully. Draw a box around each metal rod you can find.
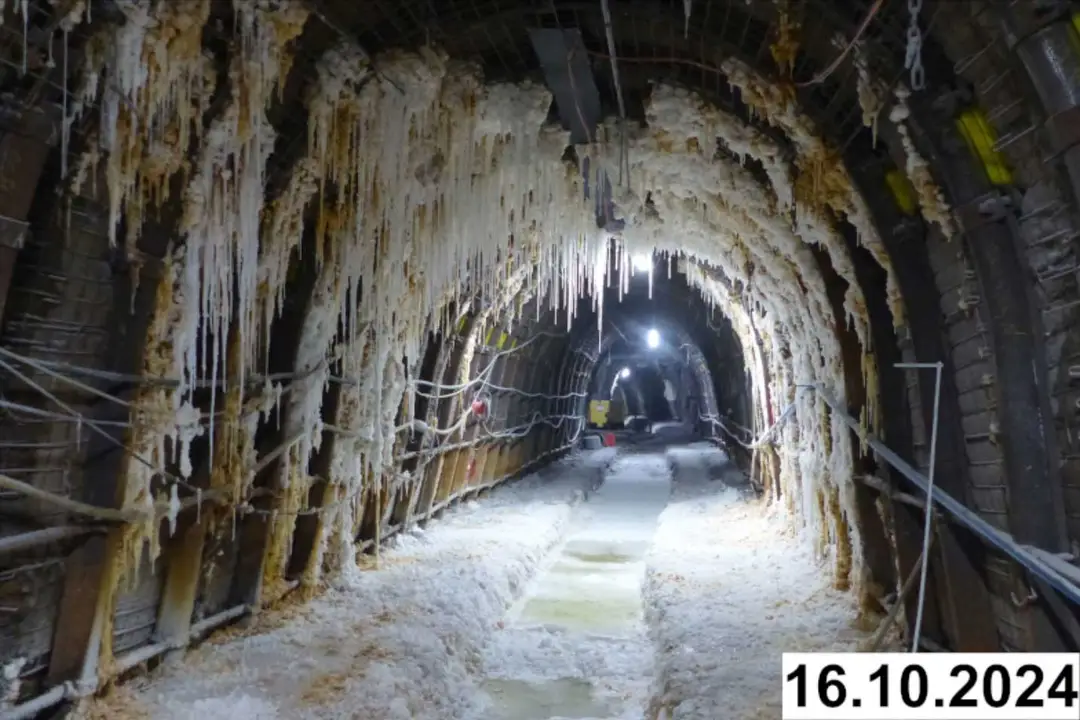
[908,361,943,653]
[112,641,170,675]
[815,384,1080,606]
[190,604,249,637]
[0,684,67,720]
[0,525,97,555]
[0,471,143,523]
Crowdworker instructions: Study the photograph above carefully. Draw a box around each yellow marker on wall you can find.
[496,332,508,349]
[885,169,917,215]
[955,107,1013,187]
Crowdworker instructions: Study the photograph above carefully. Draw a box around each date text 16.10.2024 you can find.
[782,652,1080,720]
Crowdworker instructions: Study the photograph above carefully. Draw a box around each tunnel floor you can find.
[85,444,876,720]
[474,453,671,719]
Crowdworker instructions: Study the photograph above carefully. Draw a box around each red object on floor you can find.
[603,432,616,447]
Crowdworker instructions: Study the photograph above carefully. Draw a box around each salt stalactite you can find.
[851,39,885,146]
[770,1,800,79]
[89,1,306,593]
[91,0,215,250]
[889,86,957,241]
[627,79,868,592]
[168,6,309,598]
[272,46,604,581]
[720,57,898,334]
[96,16,890,601]
[117,252,203,588]
[320,324,373,582]
[178,0,309,406]
[175,0,311,598]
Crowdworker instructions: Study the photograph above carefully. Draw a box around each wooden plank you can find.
[285,380,341,582]
[226,227,320,612]
[391,330,446,528]
[154,513,208,655]
[46,535,109,684]
[416,315,475,518]
[473,342,519,485]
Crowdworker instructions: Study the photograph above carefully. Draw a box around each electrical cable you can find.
[0,354,204,497]
[795,0,886,88]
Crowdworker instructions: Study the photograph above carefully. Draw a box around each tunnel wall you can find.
[6,1,1080,713]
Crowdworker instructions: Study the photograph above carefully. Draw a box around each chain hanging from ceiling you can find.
[905,0,926,90]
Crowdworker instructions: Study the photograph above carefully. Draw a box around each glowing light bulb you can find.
[619,367,631,379]
[631,253,652,273]
[646,328,660,349]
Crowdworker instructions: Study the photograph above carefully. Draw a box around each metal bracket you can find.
[0,214,29,251]
[955,192,1014,234]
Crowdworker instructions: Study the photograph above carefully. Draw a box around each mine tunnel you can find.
[3,0,1080,718]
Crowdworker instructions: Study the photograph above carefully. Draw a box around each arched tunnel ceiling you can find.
[3,3,1080,703]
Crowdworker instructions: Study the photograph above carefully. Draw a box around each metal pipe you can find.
[2,603,253,720]
[1003,12,1080,211]
[113,641,170,675]
[815,384,1080,607]
[895,362,944,653]
[0,684,67,720]
[189,604,249,637]
[0,526,97,555]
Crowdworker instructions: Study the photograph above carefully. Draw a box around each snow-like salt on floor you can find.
[644,444,872,720]
[84,449,615,720]
[81,442,873,720]
[468,453,673,720]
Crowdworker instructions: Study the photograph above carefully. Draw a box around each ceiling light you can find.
[646,329,660,349]
[631,253,652,273]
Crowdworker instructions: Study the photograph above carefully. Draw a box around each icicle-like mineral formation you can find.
[890,86,957,241]
[82,4,899,610]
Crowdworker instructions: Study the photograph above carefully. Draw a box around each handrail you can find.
[813,384,1080,608]
[699,382,1080,608]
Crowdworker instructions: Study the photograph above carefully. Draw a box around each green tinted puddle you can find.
[481,677,612,719]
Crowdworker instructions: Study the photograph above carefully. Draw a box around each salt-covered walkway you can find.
[469,453,672,720]
[646,444,876,720]
[80,443,877,720]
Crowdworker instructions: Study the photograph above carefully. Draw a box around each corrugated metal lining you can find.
[111,551,165,656]
[0,556,65,701]
[0,156,131,713]
[194,534,241,623]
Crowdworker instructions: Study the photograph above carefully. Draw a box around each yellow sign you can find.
[955,108,1013,187]
[589,400,610,426]
[885,169,917,216]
